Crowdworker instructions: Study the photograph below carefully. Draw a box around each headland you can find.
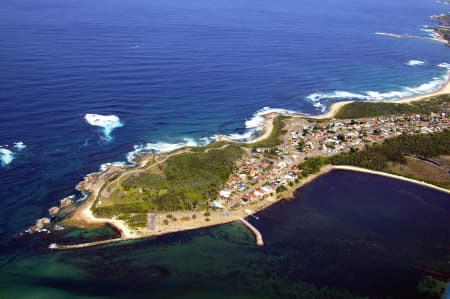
[45,90,450,249]
[41,12,450,250]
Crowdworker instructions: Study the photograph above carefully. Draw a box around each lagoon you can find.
[1,170,449,298]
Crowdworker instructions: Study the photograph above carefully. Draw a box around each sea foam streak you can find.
[126,138,203,163]
[226,107,298,141]
[127,108,298,163]
[420,27,440,38]
[0,148,15,166]
[105,63,450,170]
[13,141,26,151]
[306,63,450,105]
[406,60,425,66]
[85,114,123,141]
[99,161,128,172]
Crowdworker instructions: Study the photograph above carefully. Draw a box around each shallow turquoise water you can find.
[1,0,450,297]
[1,171,449,298]
[1,0,450,239]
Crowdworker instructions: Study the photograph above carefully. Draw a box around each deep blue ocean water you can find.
[0,170,449,298]
[0,0,449,236]
[1,0,450,297]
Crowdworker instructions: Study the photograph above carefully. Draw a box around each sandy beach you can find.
[392,77,450,103]
[57,164,336,249]
[59,79,450,249]
[332,166,450,194]
[216,112,278,144]
[219,75,450,146]
[247,77,450,141]
[375,30,449,45]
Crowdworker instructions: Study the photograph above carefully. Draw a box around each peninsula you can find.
[376,12,450,45]
[44,13,450,249]
[48,92,450,249]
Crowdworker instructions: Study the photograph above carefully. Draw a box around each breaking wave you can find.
[99,161,128,172]
[305,63,450,107]
[0,148,15,167]
[124,108,299,163]
[96,62,450,171]
[226,107,298,141]
[420,27,440,38]
[126,138,207,163]
[406,60,425,66]
[0,142,27,167]
[84,114,123,141]
[14,141,26,151]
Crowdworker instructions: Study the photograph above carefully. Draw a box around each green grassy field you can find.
[335,95,450,119]
[93,144,245,218]
[245,115,289,148]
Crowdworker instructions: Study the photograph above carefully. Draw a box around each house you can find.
[261,161,271,169]
[276,161,287,169]
[283,174,296,181]
[211,200,225,209]
[249,168,259,177]
[237,183,247,192]
[261,186,273,194]
[219,190,232,199]
[254,189,265,197]
[249,194,258,202]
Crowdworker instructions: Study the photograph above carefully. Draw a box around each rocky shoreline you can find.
[23,8,450,247]
[432,13,450,44]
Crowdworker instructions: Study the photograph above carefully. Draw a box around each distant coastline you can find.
[48,91,450,250]
[43,11,450,250]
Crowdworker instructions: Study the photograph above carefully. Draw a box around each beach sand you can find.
[60,79,450,248]
[392,77,450,103]
[332,166,450,194]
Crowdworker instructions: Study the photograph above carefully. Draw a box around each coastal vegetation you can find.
[335,95,450,119]
[330,130,450,169]
[246,115,289,148]
[418,276,449,298]
[69,92,450,245]
[433,13,450,43]
[189,140,230,152]
[298,157,329,177]
[93,144,244,217]
[329,130,450,188]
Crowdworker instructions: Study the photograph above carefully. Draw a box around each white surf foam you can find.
[307,91,369,102]
[438,62,450,69]
[13,141,26,151]
[406,60,425,66]
[0,147,15,166]
[90,62,450,175]
[306,91,368,112]
[305,63,450,105]
[126,138,202,163]
[84,114,123,141]
[99,161,128,172]
[226,107,298,141]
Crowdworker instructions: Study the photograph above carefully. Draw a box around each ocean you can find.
[0,0,450,297]
[1,170,450,298]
